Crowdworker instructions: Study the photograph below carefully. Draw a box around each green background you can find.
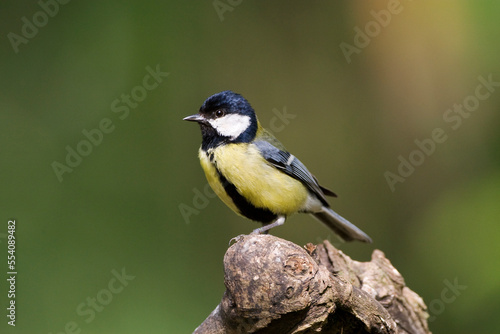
[1,1,499,333]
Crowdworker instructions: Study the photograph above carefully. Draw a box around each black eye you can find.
[215,109,224,118]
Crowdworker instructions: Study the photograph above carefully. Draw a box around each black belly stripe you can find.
[215,169,277,224]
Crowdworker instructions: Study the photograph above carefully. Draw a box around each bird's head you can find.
[184,91,258,150]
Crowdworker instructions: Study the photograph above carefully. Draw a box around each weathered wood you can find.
[194,234,431,334]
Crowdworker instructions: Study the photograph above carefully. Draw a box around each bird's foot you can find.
[251,216,286,235]
[229,234,246,246]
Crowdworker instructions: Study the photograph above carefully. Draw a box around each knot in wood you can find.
[285,255,314,276]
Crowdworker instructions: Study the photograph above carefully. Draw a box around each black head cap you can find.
[200,90,256,119]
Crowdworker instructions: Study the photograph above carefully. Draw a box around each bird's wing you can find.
[254,139,334,205]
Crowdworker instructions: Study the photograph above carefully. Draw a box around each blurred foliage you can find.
[0,1,499,333]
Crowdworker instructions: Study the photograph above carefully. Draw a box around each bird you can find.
[183,90,372,243]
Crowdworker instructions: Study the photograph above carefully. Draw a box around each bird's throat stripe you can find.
[215,168,277,223]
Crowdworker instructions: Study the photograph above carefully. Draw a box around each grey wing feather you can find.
[255,137,372,243]
[254,140,329,205]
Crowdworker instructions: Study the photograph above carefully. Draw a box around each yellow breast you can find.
[199,143,309,217]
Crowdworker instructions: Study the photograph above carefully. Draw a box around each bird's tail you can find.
[312,207,372,243]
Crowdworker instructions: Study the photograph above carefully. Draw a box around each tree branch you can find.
[194,234,431,334]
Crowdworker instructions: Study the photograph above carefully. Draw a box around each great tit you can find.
[183,91,372,243]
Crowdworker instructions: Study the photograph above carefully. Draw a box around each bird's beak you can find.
[183,114,205,123]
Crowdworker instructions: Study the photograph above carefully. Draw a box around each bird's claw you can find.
[229,234,246,246]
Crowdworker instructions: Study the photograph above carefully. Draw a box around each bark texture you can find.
[194,234,431,334]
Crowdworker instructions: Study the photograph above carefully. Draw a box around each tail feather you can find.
[312,207,372,243]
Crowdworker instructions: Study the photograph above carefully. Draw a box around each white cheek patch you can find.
[208,114,251,139]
